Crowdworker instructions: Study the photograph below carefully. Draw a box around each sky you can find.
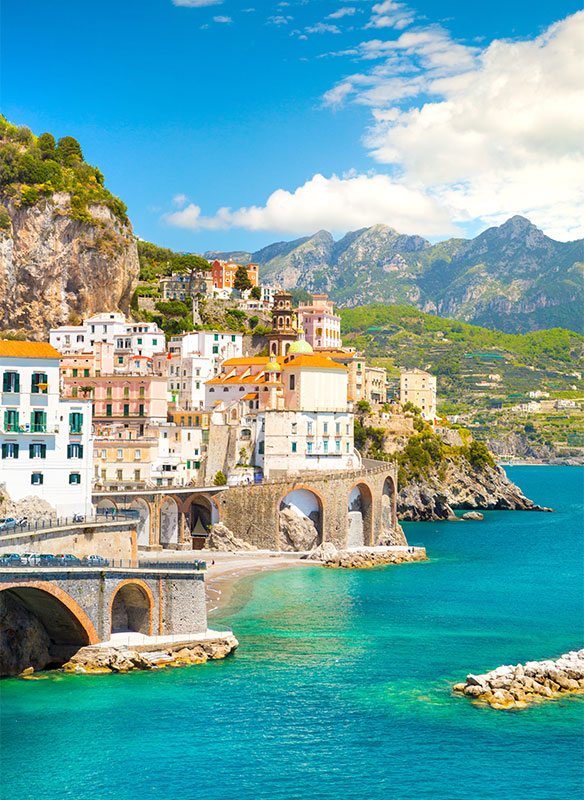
[2,1,583,252]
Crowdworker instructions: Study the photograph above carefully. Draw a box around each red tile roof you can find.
[0,341,61,359]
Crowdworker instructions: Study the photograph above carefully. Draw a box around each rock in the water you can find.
[453,650,584,709]
[462,511,484,520]
[322,547,428,569]
[206,523,258,552]
[278,508,320,552]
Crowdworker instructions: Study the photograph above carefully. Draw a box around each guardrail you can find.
[0,509,140,537]
[0,557,206,570]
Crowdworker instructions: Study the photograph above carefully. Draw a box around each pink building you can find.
[297,294,342,350]
[62,371,168,425]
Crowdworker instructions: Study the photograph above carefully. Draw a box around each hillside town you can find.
[0,269,438,544]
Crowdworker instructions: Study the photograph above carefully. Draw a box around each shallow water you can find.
[1,466,582,800]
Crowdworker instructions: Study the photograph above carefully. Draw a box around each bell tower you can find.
[267,291,298,357]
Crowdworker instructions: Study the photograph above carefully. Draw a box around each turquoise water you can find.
[1,466,582,800]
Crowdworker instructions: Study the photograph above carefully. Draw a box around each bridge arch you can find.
[0,581,99,659]
[129,497,152,548]
[95,497,119,513]
[382,475,397,533]
[184,493,220,549]
[109,579,154,636]
[278,486,324,551]
[159,495,180,548]
[347,481,373,547]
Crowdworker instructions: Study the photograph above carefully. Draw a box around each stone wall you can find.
[0,523,136,562]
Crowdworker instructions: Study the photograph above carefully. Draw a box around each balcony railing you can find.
[1,424,58,435]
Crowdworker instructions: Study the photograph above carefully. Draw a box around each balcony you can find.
[1,424,58,435]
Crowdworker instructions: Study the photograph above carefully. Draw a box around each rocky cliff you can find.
[0,192,138,338]
[397,457,550,521]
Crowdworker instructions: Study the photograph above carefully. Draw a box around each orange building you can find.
[210,260,259,290]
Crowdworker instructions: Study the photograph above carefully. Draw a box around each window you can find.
[212,346,218,354]
[117,449,123,460]
[139,386,145,397]
[31,372,48,394]
[69,473,81,485]
[137,338,143,345]
[106,386,112,398]
[118,356,124,365]
[346,425,350,435]
[307,441,313,454]
[69,412,83,433]
[323,439,329,453]
[289,374,295,391]
[31,472,43,485]
[138,404,145,417]
[1,443,18,459]
[336,422,340,435]
[72,368,78,377]
[106,403,112,417]
[84,368,90,377]
[291,441,297,452]
[123,404,130,417]
[195,368,200,376]
[335,439,341,453]
[31,410,46,432]
[123,386,130,398]
[135,449,141,460]
[4,409,19,432]
[71,387,78,398]
[116,469,123,480]
[2,371,20,393]
[307,421,313,435]
[258,441,264,455]
[291,422,297,434]
[231,335,236,342]
[153,339,157,346]
[324,422,328,434]
[67,443,84,459]
[196,382,200,390]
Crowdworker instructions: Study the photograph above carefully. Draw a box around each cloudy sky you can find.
[3,1,583,250]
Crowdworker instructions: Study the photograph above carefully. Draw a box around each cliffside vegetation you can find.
[0,116,128,225]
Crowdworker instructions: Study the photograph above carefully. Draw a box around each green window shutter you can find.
[67,444,72,458]
[187,460,191,469]
[29,444,34,457]
[41,444,47,458]
[1,444,6,459]
[78,444,83,458]
[13,444,19,458]
[14,373,20,392]
[2,373,8,392]
[3,410,7,428]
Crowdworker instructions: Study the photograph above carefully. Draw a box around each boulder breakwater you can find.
[307,543,428,569]
[453,649,584,709]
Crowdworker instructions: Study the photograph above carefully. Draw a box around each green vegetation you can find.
[0,115,129,225]
[233,263,252,292]
[250,286,262,300]
[213,470,227,486]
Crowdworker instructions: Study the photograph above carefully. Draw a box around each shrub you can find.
[213,470,227,486]
[20,186,39,206]
[251,286,262,300]
[465,440,496,471]
[0,204,11,230]
[356,400,371,414]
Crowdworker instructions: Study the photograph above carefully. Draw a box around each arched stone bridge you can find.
[0,566,207,673]
[216,461,400,550]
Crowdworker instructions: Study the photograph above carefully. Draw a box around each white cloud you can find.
[172,194,189,208]
[328,7,356,19]
[268,15,293,25]
[164,173,457,236]
[323,11,584,239]
[365,1,414,31]
[306,22,341,34]
[172,0,222,6]
[213,15,232,23]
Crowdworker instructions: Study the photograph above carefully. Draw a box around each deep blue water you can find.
[1,467,583,800]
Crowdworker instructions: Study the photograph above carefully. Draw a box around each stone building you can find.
[400,368,437,421]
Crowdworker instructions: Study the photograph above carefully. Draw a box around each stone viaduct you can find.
[91,461,400,551]
[0,565,207,673]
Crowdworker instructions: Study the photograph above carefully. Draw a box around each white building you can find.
[50,312,165,359]
[0,341,92,517]
[400,368,437,421]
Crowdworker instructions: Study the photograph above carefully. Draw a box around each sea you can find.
[1,466,582,800]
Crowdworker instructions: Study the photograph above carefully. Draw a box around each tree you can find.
[356,400,371,414]
[402,401,421,415]
[251,285,262,300]
[233,263,252,293]
[173,254,211,297]
[38,132,56,159]
[213,470,227,486]
[56,136,83,166]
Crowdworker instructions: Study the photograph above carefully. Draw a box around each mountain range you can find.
[204,217,584,334]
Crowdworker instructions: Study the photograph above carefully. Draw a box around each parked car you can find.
[0,518,17,531]
[81,554,109,567]
[21,553,43,566]
[39,554,60,566]
[55,554,81,566]
[0,553,22,564]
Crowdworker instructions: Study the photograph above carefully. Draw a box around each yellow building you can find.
[400,368,437,421]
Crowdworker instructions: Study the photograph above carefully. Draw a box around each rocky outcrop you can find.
[462,511,484,520]
[206,523,258,552]
[397,458,552,522]
[453,650,584,709]
[322,546,428,569]
[278,508,320,552]
[305,541,338,562]
[486,432,584,466]
[62,634,239,674]
[0,485,57,523]
[0,192,138,338]
[0,591,52,676]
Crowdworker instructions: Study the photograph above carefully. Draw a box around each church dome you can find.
[266,360,281,371]
[288,339,313,355]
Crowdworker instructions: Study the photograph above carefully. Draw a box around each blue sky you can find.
[2,1,583,251]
